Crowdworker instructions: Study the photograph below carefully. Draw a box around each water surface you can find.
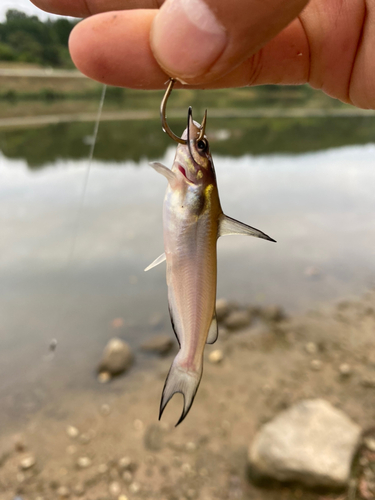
[1,117,375,429]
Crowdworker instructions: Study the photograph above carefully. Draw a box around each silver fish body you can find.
[146,108,275,425]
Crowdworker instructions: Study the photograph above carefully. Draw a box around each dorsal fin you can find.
[206,312,218,344]
[219,214,276,242]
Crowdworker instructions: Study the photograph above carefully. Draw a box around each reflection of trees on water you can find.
[1,116,375,169]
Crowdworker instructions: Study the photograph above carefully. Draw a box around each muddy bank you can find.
[1,291,375,500]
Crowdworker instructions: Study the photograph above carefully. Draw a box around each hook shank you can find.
[160,79,187,145]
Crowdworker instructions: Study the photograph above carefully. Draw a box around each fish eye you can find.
[197,139,208,153]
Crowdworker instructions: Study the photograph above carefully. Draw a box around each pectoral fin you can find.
[144,253,166,272]
[219,214,276,242]
[206,313,218,344]
[149,162,177,185]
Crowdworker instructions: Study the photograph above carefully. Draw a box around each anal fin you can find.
[206,312,218,344]
[144,253,166,272]
[168,303,180,347]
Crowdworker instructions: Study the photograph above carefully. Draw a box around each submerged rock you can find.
[215,298,231,322]
[140,334,174,355]
[224,310,251,331]
[98,338,133,376]
[248,399,361,489]
[259,305,286,323]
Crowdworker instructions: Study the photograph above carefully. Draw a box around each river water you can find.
[1,116,375,428]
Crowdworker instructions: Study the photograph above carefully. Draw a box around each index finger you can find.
[30,0,163,17]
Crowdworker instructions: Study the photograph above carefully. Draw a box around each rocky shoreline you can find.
[1,291,375,500]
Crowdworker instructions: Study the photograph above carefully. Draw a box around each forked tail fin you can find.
[159,354,203,426]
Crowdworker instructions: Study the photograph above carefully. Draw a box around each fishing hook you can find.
[161,79,187,145]
[160,79,207,144]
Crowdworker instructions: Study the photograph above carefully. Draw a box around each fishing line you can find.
[43,84,107,363]
[67,83,107,262]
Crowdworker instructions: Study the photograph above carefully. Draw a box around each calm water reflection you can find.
[2,116,375,167]
[1,118,375,428]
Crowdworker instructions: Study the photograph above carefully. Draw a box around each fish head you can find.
[173,107,216,186]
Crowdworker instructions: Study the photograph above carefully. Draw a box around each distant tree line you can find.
[0,9,77,67]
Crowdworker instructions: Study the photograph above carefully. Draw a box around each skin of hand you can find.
[30,0,373,109]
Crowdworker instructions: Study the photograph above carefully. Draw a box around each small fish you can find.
[146,81,275,425]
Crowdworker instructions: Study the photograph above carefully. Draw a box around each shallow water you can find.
[1,118,375,429]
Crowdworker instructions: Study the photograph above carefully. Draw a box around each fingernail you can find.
[151,0,227,80]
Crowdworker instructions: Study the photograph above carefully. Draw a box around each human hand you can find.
[30,0,371,108]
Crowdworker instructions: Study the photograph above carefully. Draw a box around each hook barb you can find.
[197,109,207,141]
[160,78,187,145]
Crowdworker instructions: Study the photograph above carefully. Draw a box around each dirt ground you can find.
[1,291,375,500]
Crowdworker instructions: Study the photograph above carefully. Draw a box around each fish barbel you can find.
[146,99,275,426]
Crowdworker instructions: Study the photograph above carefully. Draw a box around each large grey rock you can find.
[98,338,133,376]
[248,399,361,489]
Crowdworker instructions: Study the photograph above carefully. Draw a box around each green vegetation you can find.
[1,115,375,169]
[0,9,77,67]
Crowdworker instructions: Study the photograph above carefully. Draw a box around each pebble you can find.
[57,486,70,498]
[109,481,121,496]
[215,298,230,322]
[140,334,174,356]
[19,455,36,470]
[248,399,362,488]
[13,434,26,452]
[98,338,133,377]
[66,426,79,439]
[181,463,192,475]
[361,377,375,388]
[73,484,85,497]
[224,310,251,331]
[310,359,323,371]
[100,404,111,416]
[98,372,111,383]
[118,457,135,471]
[122,471,133,483]
[186,442,196,452]
[98,463,108,474]
[129,482,141,494]
[364,437,375,452]
[118,496,129,500]
[208,350,224,364]
[78,433,91,445]
[77,457,91,469]
[339,363,352,377]
[305,342,318,355]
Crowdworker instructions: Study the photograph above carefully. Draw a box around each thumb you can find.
[151,0,309,85]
